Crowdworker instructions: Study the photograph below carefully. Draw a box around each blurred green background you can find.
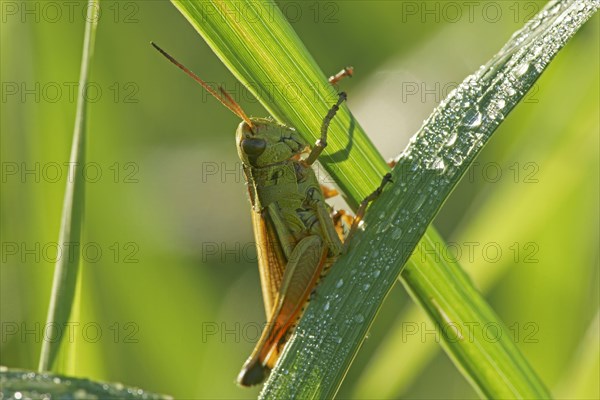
[1,1,598,398]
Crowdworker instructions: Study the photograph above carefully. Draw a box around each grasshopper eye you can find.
[241,138,267,157]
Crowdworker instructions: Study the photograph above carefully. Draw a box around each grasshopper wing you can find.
[237,234,328,386]
[251,209,287,317]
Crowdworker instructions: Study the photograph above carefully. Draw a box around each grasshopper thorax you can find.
[236,118,309,168]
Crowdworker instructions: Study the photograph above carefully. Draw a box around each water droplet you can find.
[529,18,541,30]
[354,314,365,323]
[363,283,371,291]
[412,193,427,212]
[444,131,458,147]
[323,301,330,311]
[548,2,561,15]
[376,220,390,234]
[462,108,482,127]
[430,157,446,172]
[372,269,381,278]
[449,153,464,166]
[514,63,530,77]
[15,392,23,400]
[391,227,403,240]
[336,279,344,288]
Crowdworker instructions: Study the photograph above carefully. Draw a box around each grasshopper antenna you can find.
[219,87,252,127]
[151,42,253,128]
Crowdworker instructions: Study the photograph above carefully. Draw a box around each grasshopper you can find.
[152,42,391,386]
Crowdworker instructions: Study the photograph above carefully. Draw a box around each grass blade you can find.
[37,0,99,373]
[400,230,550,398]
[1,367,172,400]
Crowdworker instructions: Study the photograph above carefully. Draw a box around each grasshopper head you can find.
[236,118,308,168]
